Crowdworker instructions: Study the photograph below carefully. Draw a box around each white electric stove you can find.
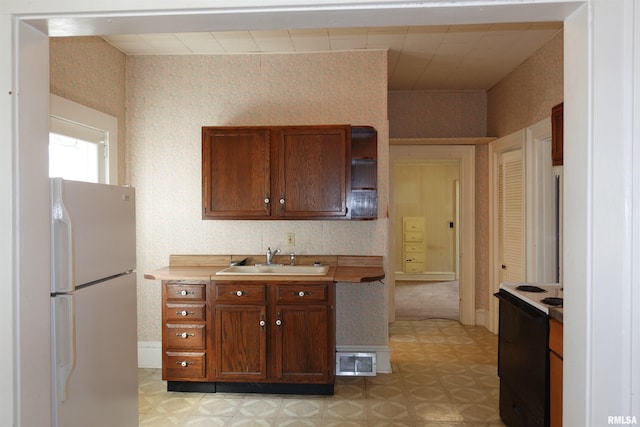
[499,282,563,314]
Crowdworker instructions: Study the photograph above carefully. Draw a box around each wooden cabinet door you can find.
[273,305,330,382]
[275,126,350,218]
[214,304,267,381]
[202,127,271,218]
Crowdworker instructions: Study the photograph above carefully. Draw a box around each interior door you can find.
[498,148,525,284]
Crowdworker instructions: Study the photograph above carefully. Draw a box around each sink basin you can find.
[216,265,329,276]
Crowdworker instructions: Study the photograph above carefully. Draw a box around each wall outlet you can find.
[286,232,295,246]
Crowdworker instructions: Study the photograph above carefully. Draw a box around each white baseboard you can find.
[138,341,162,369]
[336,344,392,374]
[475,309,486,327]
[394,272,456,281]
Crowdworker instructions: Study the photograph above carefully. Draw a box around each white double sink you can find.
[216,264,329,276]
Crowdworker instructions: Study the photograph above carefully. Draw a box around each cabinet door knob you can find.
[259,314,266,328]
[264,197,270,204]
[279,198,285,205]
[177,310,194,317]
[177,332,194,339]
[275,319,282,326]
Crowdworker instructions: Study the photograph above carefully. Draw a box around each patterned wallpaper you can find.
[388,90,487,138]
[126,51,390,345]
[487,31,564,137]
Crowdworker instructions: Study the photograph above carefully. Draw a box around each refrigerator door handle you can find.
[52,295,76,403]
[51,178,75,294]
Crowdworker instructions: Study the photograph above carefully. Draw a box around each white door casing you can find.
[389,142,475,326]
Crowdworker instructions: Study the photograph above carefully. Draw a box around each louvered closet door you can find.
[498,149,525,283]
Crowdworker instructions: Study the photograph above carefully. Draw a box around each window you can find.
[49,95,118,184]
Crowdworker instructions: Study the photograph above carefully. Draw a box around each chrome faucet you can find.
[266,247,281,265]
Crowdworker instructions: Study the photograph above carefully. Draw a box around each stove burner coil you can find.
[541,297,563,307]
[516,285,547,293]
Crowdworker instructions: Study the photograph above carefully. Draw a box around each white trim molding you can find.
[138,341,162,369]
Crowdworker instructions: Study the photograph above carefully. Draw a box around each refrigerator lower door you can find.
[51,273,138,427]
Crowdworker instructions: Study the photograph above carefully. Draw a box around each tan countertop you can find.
[144,254,385,283]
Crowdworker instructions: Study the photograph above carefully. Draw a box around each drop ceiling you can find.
[102,22,562,91]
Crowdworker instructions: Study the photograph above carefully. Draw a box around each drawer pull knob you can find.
[177,310,194,317]
[297,291,307,297]
[177,290,194,296]
[177,361,192,367]
[235,290,244,297]
[177,332,194,339]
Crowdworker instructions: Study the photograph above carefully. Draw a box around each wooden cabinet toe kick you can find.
[167,381,334,395]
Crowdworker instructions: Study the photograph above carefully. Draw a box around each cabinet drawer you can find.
[403,262,425,273]
[404,231,424,242]
[165,352,206,379]
[216,283,266,303]
[404,218,424,232]
[166,282,206,301]
[166,303,206,322]
[403,242,423,253]
[166,324,206,349]
[403,252,425,263]
[276,284,328,302]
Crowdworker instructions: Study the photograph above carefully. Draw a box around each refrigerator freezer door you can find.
[51,178,136,292]
[52,273,138,427]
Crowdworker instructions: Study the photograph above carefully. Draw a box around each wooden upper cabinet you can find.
[275,126,350,218]
[202,125,351,220]
[551,102,563,166]
[202,128,271,219]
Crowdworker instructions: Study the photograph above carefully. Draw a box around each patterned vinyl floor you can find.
[138,319,504,426]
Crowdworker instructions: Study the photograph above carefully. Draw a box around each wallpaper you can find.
[388,90,487,138]
[487,31,564,137]
[126,51,390,345]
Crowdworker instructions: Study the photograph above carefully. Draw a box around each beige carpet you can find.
[394,281,459,320]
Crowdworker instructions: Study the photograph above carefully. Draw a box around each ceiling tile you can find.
[101,22,563,90]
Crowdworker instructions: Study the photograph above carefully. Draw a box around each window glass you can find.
[49,132,103,183]
[49,95,118,184]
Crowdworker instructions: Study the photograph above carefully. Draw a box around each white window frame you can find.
[49,94,118,184]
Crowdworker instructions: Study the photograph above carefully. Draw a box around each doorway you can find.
[393,160,460,321]
[388,142,475,325]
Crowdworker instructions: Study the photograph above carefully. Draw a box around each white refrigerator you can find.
[50,178,138,427]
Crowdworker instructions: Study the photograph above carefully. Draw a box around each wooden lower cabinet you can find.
[162,280,208,382]
[162,280,335,394]
[549,318,563,427]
